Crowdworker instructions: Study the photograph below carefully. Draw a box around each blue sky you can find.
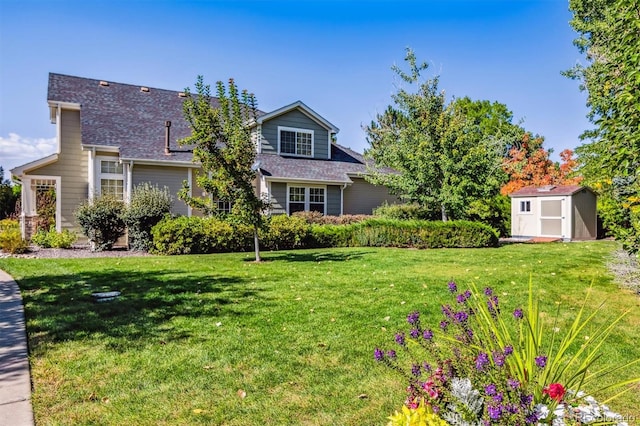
[0,0,590,181]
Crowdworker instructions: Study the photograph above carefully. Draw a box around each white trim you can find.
[82,144,120,153]
[256,101,339,133]
[47,100,81,110]
[21,175,62,233]
[518,199,532,214]
[125,161,134,203]
[10,154,59,178]
[95,156,124,199]
[119,158,198,168]
[55,104,62,154]
[87,149,95,202]
[265,176,351,186]
[277,126,314,158]
[537,196,567,238]
[285,184,327,215]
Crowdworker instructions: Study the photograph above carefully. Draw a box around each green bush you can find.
[292,211,371,225]
[306,224,350,248]
[0,218,29,254]
[75,196,126,251]
[260,215,309,250]
[31,226,77,249]
[347,219,499,249]
[466,195,510,237]
[373,202,440,221]
[150,216,253,255]
[123,184,173,251]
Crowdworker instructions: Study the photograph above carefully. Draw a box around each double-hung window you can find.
[99,159,124,200]
[288,186,325,215]
[279,127,313,157]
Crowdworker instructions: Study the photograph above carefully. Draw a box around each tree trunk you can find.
[253,225,261,262]
[441,204,448,222]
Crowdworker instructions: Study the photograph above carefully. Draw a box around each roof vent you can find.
[178,92,187,98]
[99,81,109,87]
[537,185,556,192]
[140,86,150,92]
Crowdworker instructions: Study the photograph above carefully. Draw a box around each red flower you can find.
[543,383,566,402]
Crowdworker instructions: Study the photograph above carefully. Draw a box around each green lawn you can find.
[1,241,638,425]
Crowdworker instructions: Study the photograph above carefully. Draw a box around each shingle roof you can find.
[509,185,591,197]
[257,144,370,184]
[48,73,217,162]
[47,73,385,181]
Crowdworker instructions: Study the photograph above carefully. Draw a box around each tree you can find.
[0,167,19,219]
[364,48,520,221]
[565,0,640,251]
[179,76,268,261]
[500,134,582,196]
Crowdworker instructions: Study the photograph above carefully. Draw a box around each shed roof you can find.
[509,185,592,197]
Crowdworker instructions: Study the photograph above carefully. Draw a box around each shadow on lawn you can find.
[17,268,261,348]
[259,250,368,263]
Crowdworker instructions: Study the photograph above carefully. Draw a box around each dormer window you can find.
[278,126,313,157]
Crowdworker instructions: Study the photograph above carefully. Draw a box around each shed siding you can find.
[572,189,597,240]
[132,165,189,216]
[343,177,400,214]
[270,182,287,214]
[510,197,538,238]
[27,109,88,233]
[327,185,341,216]
[260,109,329,159]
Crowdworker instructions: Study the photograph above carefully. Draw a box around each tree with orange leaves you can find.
[500,133,582,196]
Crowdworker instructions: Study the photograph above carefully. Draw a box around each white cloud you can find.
[0,133,57,181]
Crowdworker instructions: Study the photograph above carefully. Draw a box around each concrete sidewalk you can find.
[0,269,34,426]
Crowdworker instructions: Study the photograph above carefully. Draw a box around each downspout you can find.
[87,147,96,202]
[126,161,134,204]
[341,183,348,216]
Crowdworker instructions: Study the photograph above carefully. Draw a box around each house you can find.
[509,185,597,241]
[11,73,399,239]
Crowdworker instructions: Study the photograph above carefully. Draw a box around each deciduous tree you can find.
[565,0,640,251]
[179,76,268,261]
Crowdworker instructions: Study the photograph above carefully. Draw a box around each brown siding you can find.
[572,190,597,240]
[27,109,88,234]
[343,177,400,215]
[132,165,189,216]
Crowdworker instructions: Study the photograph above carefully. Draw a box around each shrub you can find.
[31,226,77,248]
[260,215,309,250]
[0,218,29,254]
[150,216,253,255]
[75,195,126,251]
[123,183,173,251]
[373,202,440,221]
[466,195,510,237]
[293,211,371,225]
[306,224,350,248]
[348,219,498,249]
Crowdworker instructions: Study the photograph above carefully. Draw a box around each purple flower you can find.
[409,328,420,339]
[441,304,453,318]
[456,293,467,304]
[535,355,547,368]
[513,308,524,319]
[485,383,497,395]
[448,281,457,293]
[520,393,533,406]
[422,362,432,372]
[423,329,434,340]
[411,363,421,377]
[525,412,539,424]
[492,350,505,367]
[503,345,514,356]
[475,352,489,371]
[387,350,397,359]
[484,287,493,296]
[493,392,503,403]
[395,332,406,346]
[508,378,520,390]
[440,320,449,331]
[374,348,384,361]
[488,405,502,420]
[454,311,468,323]
[407,311,420,325]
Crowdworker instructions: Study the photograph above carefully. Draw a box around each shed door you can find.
[539,198,564,237]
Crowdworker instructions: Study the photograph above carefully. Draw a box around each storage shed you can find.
[509,185,597,241]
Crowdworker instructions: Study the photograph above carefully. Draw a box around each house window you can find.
[99,159,124,200]
[519,200,531,213]
[288,186,325,215]
[279,127,313,157]
[215,200,232,214]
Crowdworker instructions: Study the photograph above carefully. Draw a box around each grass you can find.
[0,241,639,425]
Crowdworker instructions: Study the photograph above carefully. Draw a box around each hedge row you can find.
[150,215,499,255]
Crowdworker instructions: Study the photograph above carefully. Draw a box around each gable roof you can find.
[255,101,339,133]
[509,185,592,197]
[48,73,220,163]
